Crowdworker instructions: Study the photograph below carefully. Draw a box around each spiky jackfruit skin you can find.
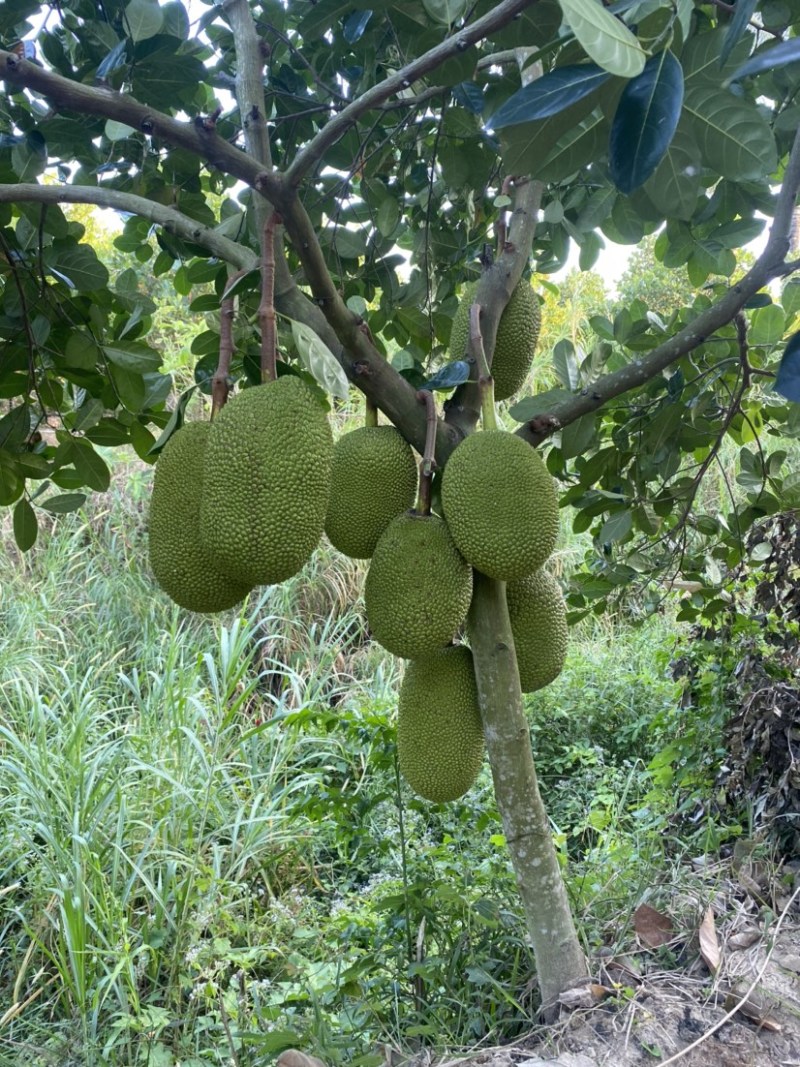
[200,377,333,587]
[325,426,418,559]
[148,423,252,613]
[448,280,541,401]
[507,570,568,693]
[398,645,484,803]
[441,430,558,581]
[365,512,472,658]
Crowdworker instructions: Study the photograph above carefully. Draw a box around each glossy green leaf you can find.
[609,51,684,194]
[558,0,646,78]
[422,0,467,25]
[682,88,778,181]
[71,439,112,492]
[38,493,87,514]
[537,112,606,182]
[13,497,37,552]
[488,65,610,129]
[642,126,702,220]
[102,343,163,374]
[729,37,800,83]
[775,332,800,402]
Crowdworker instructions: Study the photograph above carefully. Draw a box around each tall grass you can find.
[0,452,700,1064]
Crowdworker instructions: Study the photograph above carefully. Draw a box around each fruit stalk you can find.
[259,211,282,383]
[469,303,498,432]
[365,397,379,428]
[415,389,437,516]
[212,269,245,418]
[467,571,588,1019]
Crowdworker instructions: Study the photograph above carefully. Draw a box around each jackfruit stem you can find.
[365,398,379,428]
[212,272,243,417]
[415,389,437,516]
[468,303,498,431]
[259,211,281,383]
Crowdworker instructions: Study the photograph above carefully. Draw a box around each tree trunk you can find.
[467,571,588,1018]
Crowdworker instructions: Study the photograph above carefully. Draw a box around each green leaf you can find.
[46,245,109,292]
[682,88,778,182]
[105,119,137,141]
[64,332,100,370]
[11,131,47,180]
[71,439,112,492]
[598,508,632,542]
[102,343,163,374]
[749,304,785,346]
[537,112,606,182]
[720,0,758,67]
[39,493,87,514]
[124,0,164,42]
[561,413,596,458]
[781,280,800,318]
[642,126,702,220]
[729,37,800,83]
[775,332,800,402]
[376,197,401,237]
[0,459,24,506]
[290,320,350,400]
[509,388,573,421]
[13,498,37,552]
[553,340,580,389]
[500,97,600,175]
[558,0,646,78]
[0,404,31,450]
[488,64,610,129]
[149,387,197,455]
[422,0,467,25]
[609,51,684,194]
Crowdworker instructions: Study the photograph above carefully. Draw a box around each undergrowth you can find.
[0,457,733,1066]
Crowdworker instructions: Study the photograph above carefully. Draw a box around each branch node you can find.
[352,360,372,378]
[140,118,154,134]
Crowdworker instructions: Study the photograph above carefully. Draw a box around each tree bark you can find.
[467,571,588,1018]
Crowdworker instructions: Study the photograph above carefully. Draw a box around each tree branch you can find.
[0,183,257,269]
[0,49,266,190]
[259,176,461,460]
[284,0,539,187]
[523,125,800,446]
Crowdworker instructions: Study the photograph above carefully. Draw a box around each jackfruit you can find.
[507,570,568,692]
[325,425,418,559]
[397,645,484,803]
[448,279,541,401]
[148,422,252,613]
[365,512,472,658]
[441,430,558,581]
[200,376,333,586]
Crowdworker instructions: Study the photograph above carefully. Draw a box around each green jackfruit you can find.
[449,279,541,401]
[325,426,418,559]
[365,512,472,658]
[200,376,333,587]
[507,570,568,692]
[441,430,558,581]
[398,645,484,803]
[148,423,252,613]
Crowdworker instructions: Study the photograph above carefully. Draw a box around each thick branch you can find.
[260,176,460,460]
[0,50,266,189]
[0,183,256,270]
[523,127,800,445]
[467,572,588,1016]
[285,0,539,186]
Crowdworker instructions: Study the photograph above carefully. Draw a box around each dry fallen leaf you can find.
[698,906,721,974]
[633,903,673,948]
[728,928,761,950]
[724,986,783,1032]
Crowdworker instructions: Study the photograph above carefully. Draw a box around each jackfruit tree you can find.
[2,0,800,1019]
